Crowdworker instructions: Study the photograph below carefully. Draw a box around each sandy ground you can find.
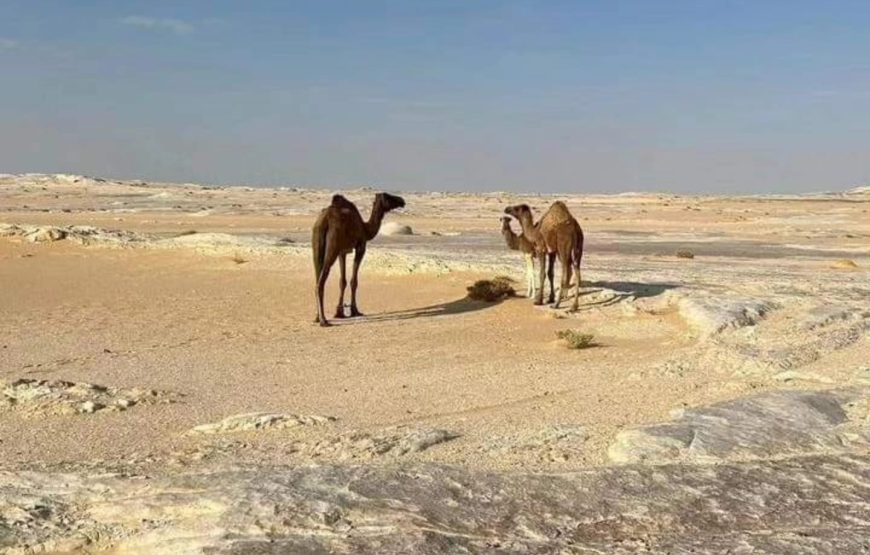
[1,174,868,474]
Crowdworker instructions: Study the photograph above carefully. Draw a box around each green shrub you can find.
[467,276,516,302]
[556,329,596,349]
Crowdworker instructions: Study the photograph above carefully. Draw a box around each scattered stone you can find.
[79,401,101,414]
[188,412,335,435]
[608,389,869,464]
[675,249,695,259]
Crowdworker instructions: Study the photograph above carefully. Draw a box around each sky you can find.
[1,1,868,194]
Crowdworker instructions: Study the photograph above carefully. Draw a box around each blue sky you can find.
[1,1,868,193]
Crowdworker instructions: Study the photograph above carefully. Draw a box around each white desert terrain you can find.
[1,173,869,553]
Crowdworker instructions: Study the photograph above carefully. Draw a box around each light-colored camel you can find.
[311,193,405,327]
[504,202,584,310]
[499,216,538,298]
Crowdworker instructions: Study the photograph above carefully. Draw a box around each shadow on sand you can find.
[332,296,511,325]
[583,280,679,299]
[541,280,681,312]
[332,281,679,325]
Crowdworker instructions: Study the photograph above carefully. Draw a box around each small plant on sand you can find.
[556,329,596,349]
[230,253,248,265]
[675,249,695,259]
[466,276,516,302]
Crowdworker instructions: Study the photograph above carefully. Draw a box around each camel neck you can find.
[501,226,521,250]
[518,214,539,243]
[364,200,385,240]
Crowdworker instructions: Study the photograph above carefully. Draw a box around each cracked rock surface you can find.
[1,454,868,554]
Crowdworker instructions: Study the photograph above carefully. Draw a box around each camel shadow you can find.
[583,280,679,299]
[541,280,680,313]
[332,296,510,325]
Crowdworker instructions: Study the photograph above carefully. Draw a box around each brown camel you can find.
[504,202,584,310]
[312,192,405,326]
[499,216,538,298]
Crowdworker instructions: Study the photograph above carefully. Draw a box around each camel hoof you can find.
[333,310,347,319]
[533,299,544,306]
[319,320,332,328]
[350,309,365,318]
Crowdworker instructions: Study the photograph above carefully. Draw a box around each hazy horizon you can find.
[2,1,869,194]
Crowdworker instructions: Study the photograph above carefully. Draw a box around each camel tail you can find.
[312,215,328,281]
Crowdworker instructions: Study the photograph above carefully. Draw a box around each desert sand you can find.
[1,173,868,553]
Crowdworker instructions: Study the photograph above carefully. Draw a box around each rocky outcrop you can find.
[0,224,144,246]
[0,221,514,276]
[2,454,868,554]
[675,295,777,337]
[296,426,459,460]
[1,378,176,417]
[608,389,869,464]
[188,412,335,434]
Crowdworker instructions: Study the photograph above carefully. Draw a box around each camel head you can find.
[499,216,513,230]
[504,204,532,221]
[376,192,406,213]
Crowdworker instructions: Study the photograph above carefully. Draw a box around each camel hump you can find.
[542,201,575,224]
[331,194,351,207]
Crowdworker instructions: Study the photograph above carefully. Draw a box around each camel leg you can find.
[533,252,546,305]
[571,257,582,311]
[315,244,339,327]
[349,244,366,317]
[547,253,556,305]
[524,253,535,298]
[554,249,571,309]
[333,253,348,319]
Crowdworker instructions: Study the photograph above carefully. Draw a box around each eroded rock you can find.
[676,295,777,337]
[608,389,869,464]
[0,224,145,247]
[188,412,335,434]
[24,227,66,243]
[0,378,175,417]
[298,426,459,460]
[1,454,868,554]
